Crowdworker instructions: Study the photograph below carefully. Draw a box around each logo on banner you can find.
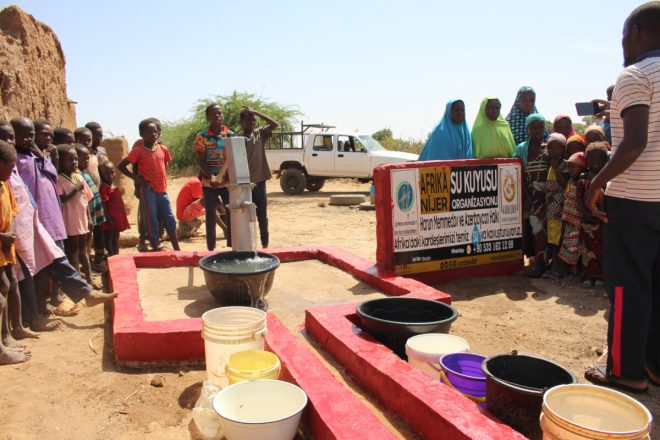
[396,181,414,212]
[503,171,516,203]
[471,224,482,246]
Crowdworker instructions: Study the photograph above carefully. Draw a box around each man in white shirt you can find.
[584,1,660,393]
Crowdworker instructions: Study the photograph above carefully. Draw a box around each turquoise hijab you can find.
[419,99,473,161]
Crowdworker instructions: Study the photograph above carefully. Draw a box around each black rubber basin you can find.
[356,297,458,358]
[198,251,280,309]
[482,353,576,439]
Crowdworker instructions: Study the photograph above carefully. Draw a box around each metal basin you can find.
[199,251,280,310]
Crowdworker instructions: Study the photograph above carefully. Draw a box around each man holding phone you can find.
[584,2,660,393]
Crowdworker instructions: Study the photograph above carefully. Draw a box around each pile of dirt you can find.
[102,136,135,215]
[0,5,76,128]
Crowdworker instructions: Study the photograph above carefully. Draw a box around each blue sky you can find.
[2,0,641,144]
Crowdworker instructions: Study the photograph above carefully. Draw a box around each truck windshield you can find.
[358,135,385,151]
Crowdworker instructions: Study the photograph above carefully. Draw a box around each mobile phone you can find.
[575,102,599,116]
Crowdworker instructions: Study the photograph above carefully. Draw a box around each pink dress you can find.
[56,172,93,237]
[9,171,65,281]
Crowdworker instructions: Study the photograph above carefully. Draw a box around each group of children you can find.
[0,117,123,365]
[516,113,611,287]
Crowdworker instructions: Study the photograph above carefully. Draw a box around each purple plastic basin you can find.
[439,352,487,399]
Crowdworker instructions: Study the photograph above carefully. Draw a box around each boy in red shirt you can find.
[118,119,180,251]
[175,176,227,239]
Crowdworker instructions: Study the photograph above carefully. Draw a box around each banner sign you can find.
[391,163,522,274]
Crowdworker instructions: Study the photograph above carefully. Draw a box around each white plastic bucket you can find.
[405,334,469,379]
[541,384,652,440]
[212,379,307,440]
[202,307,267,387]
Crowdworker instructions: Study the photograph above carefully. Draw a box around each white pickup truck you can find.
[265,123,418,195]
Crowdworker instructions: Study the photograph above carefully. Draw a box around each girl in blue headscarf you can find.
[418,99,473,161]
[506,86,549,145]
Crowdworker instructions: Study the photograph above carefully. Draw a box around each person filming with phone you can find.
[582,2,660,394]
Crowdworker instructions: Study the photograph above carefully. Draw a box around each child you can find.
[53,127,74,145]
[83,123,109,269]
[74,127,93,149]
[34,119,58,170]
[0,140,31,365]
[543,133,568,279]
[514,113,548,277]
[118,119,180,252]
[193,104,232,251]
[56,144,100,289]
[584,125,606,146]
[99,161,129,256]
[238,105,279,248]
[565,134,586,158]
[558,152,587,277]
[75,144,106,272]
[580,142,609,288]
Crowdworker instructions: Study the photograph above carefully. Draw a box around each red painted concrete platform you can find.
[306,303,526,439]
[109,246,448,364]
[109,248,411,439]
[109,248,525,439]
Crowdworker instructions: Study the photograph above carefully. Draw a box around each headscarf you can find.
[471,97,516,159]
[552,114,575,138]
[567,152,586,167]
[506,86,549,145]
[513,113,546,167]
[584,124,606,138]
[418,99,473,161]
[567,134,586,147]
[547,132,567,147]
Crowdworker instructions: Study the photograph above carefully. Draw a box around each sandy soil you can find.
[0,177,656,439]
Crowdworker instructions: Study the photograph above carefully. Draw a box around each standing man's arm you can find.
[585,105,649,222]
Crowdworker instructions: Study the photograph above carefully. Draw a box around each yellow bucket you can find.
[541,384,652,439]
[225,350,281,385]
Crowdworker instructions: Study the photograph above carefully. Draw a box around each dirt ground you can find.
[0,177,657,440]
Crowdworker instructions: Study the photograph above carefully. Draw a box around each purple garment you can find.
[16,152,67,241]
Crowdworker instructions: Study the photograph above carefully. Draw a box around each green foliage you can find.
[371,128,425,155]
[161,91,302,170]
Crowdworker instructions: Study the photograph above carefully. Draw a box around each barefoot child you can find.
[558,152,587,277]
[118,119,180,252]
[56,145,100,289]
[514,113,549,277]
[543,133,568,278]
[99,161,129,256]
[84,122,109,269]
[76,145,106,271]
[0,140,32,365]
[580,142,610,288]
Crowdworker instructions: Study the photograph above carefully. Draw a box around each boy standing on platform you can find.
[238,106,278,248]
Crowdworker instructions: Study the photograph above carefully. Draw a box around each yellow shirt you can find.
[0,180,18,266]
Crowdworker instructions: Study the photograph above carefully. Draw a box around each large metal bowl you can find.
[357,297,458,358]
[199,251,280,310]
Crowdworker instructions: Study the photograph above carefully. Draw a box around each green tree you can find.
[372,128,393,142]
[371,128,424,154]
[161,91,302,170]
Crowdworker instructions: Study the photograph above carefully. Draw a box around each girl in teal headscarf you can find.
[418,99,473,161]
[514,113,550,277]
[471,97,516,158]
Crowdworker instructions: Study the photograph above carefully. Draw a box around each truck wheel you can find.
[305,177,325,192]
[280,169,307,195]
